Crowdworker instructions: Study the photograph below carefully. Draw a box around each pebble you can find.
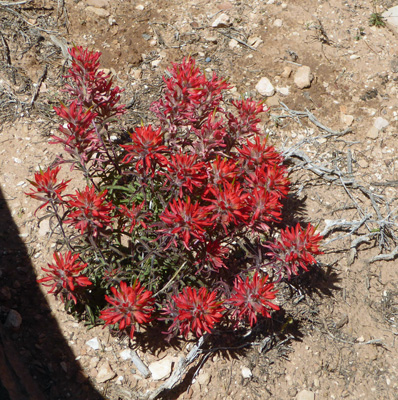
[374,117,389,130]
[281,66,292,78]
[367,126,379,139]
[273,19,283,27]
[382,6,398,34]
[85,6,110,17]
[4,309,22,331]
[241,366,252,379]
[255,77,275,97]
[85,0,109,8]
[96,361,116,383]
[229,39,239,49]
[211,13,232,28]
[197,371,211,386]
[358,159,369,169]
[277,86,289,96]
[86,337,100,350]
[38,218,50,237]
[148,356,177,381]
[296,389,315,400]
[340,114,354,127]
[294,66,313,89]
[120,349,134,361]
[247,36,263,48]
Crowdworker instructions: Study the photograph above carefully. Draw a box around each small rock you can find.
[391,57,398,73]
[228,39,239,49]
[120,349,134,361]
[358,159,369,168]
[296,389,315,400]
[85,6,110,17]
[266,95,280,107]
[273,19,283,27]
[135,4,144,10]
[204,34,218,43]
[151,59,162,68]
[294,66,313,89]
[277,86,289,96]
[255,77,275,97]
[357,336,365,343]
[38,218,50,237]
[85,0,109,8]
[241,366,252,379]
[382,6,398,34]
[211,13,232,28]
[247,36,263,48]
[96,361,116,383]
[148,357,176,381]
[4,310,22,331]
[367,126,379,139]
[281,66,292,78]
[108,15,117,25]
[130,69,142,80]
[350,54,360,60]
[341,114,354,127]
[89,356,100,369]
[86,337,100,350]
[374,117,389,130]
[197,371,211,386]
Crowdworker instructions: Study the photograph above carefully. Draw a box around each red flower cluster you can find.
[163,287,224,338]
[228,272,279,327]
[100,280,154,339]
[267,223,324,279]
[37,251,91,304]
[66,186,114,237]
[26,166,70,212]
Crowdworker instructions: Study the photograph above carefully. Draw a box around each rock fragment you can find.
[86,337,100,350]
[374,117,389,130]
[85,0,109,8]
[85,6,110,17]
[211,13,232,28]
[255,77,275,97]
[96,361,116,383]
[241,366,252,379]
[367,126,379,139]
[294,66,313,89]
[4,309,22,331]
[296,390,315,400]
[148,356,177,380]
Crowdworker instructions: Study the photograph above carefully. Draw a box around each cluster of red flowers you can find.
[27,46,324,341]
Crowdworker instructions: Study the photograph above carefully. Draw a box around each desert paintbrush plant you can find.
[27,46,323,341]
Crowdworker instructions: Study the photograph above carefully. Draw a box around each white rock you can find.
[273,19,283,27]
[277,86,290,96]
[119,349,134,361]
[228,39,239,49]
[358,159,369,168]
[96,361,116,383]
[281,66,292,78]
[241,366,252,379]
[367,126,379,139]
[38,218,50,237]
[294,66,313,89]
[382,6,398,34]
[296,389,315,400]
[350,54,360,60]
[247,36,263,48]
[135,4,144,10]
[108,15,117,25]
[374,117,389,130]
[197,371,211,386]
[148,357,177,381]
[4,310,22,331]
[86,337,100,350]
[85,6,110,17]
[211,13,232,28]
[341,114,354,127]
[85,0,109,8]
[255,77,275,97]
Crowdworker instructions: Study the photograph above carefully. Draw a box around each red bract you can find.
[159,198,212,250]
[228,272,279,327]
[165,287,225,338]
[65,186,114,237]
[205,182,250,234]
[37,251,91,304]
[208,156,238,187]
[26,166,70,212]
[163,152,207,198]
[100,280,154,339]
[238,136,283,170]
[119,201,148,233]
[121,125,168,176]
[267,223,323,279]
[196,239,229,273]
[52,101,100,163]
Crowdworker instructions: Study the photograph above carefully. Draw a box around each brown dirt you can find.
[1,0,398,399]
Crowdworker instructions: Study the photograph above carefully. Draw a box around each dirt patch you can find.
[1,0,398,399]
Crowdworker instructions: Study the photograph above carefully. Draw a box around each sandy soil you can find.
[1,0,398,399]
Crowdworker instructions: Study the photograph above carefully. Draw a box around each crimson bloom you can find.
[100,280,154,339]
[267,223,323,279]
[196,239,229,273]
[121,125,168,176]
[159,198,212,250]
[119,201,148,233]
[37,251,91,304]
[65,186,114,237]
[26,166,70,212]
[164,287,225,338]
[228,272,279,327]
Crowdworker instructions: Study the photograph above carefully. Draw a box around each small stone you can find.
[391,57,398,73]
[357,336,365,343]
[273,19,283,27]
[341,114,354,127]
[296,389,315,400]
[89,356,100,369]
[38,218,50,237]
[241,366,252,379]
[255,77,275,97]
[281,66,292,78]
[277,86,289,96]
[120,349,134,361]
[211,13,232,28]
[350,54,360,60]
[4,309,22,331]
[108,15,117,25]
[266,95,280,107]
[197,371,211,386]
[294,66,313,89]
[247,36,263,48]
[130,69,142,80]
[151,59,161,68]
[374,117,389,130]
[367,126,379,139]
[85,6,110,17]
[148,357,177,381]
[86,337,100,350]
[85,0,109,8]
[228,39,239,49]
[135,4,144,10]
[96,361,116,383]
[204,34,218,43]
[358,159,369,168]
[383,6,398,35]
